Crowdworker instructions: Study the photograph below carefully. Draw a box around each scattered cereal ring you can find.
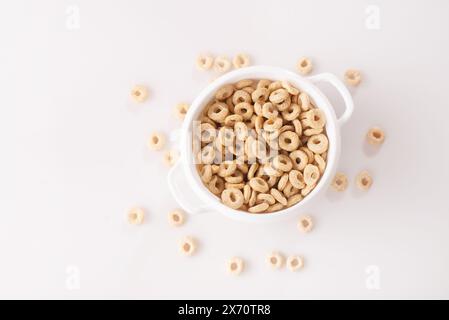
[267,252,284,269]
[127,207,145,225]
[174,103,189,119]
[148,132,166,151]
[221,188,244,209]
[196,54,213,71]
[331,172,348,191]
[298,215,313,233]
[213,56,231,73]
[179,236,197,256]
[168,209,185,226]
[287,255,304,271]
[249,177,269,193]
[356,170,373,190]
[297,57,313,75]
[163,149,179,167]
[367,127,385,145]
[130,85,149,103]
[232,53,250,69]
[227,257,244,275]
[344,69,362,86]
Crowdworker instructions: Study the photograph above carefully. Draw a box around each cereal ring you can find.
[248,189,257,207]
[297,57,313,75]
[234,121,249,141]
[247,163,259,180]
[208,175,225,195]
[263,163,282,177]
[267,175,278,187]
[248,202,269,213]
[289,170,306,189]
[218,127,235,147]
[275,94,291,111]
[227,257,244,275]
[232,90,252,105]
[200,123,216,143]
[221,188,244,209]
[344,69,362,86]
[207,102,229,123]
[224,114,243,127]
[267,203,284,212]
[281,103,301,121]
[367,127,385,145]
[314,154,326,175]
[225,182,245,189]
[213,56,231,73]
[281,81,300,95]
[287,194,303,207]
[130,85,149,103]
[237,162,248,174]
[298,92,311,111]
[270,188,287,206]
[300,147,314,164]
[279,131,300,151]
[196,54,213,71]
[269,88,289,104]
[307,134,329,154]
[356,170,373,190]
[199,145,216,164]
[301,183,315,196]
[306,109,326,129]
[233,102,253,121]
[215,84,234,101]
[168,209,185,226]
[148,132,166,151]
[253,102,263,116]
[298,215,313,233]
[249,177,269,193]
[211,164,220,174]
[267,252,284,269]
[257,79,272,90]
[127,207,145,225]
[263,117,283,132]
[225,170,244,184]
[251,87,269,104]
[242,86,255,94]
[287,255,304,271]
[268,81,282,93]
[283,182,299,198]
[277,173,289,191]
[262,102,279,119]
[292,119,303,137]
[232,53,250,69]
[163,149,179,167]
[303,164,320,186]
[235,79,254,89]
[218,161,237,177]
[199,165,213,183]
[331,172,348,191]
[245,115,257,129]
[243,184,251,203]
[200,115,217,128]
[272,154,293,172]
[304,127,323,136]
[257,193,276,205]
[174,103,189,119]
[179,236,197,256]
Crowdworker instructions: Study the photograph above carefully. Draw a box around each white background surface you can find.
[1,0,448,299]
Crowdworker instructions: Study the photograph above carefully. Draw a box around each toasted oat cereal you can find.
[148,132,165,151]
[196,54,213,71]
[168,209,185,227]
[227,257,244,275]
[163,149,179,167]
[297,57,313,75]
[130,85,149,103]
[331,172,348,191]
[221,188,244,210]
[127,207,145,225]
[344,69,362,86]
[356,170,373,191]
[367,127,385,145]
[298,215,313,233]
[248,202,269,213]
[213,56,231,73]
[179,236,197,256]
[233,53,250,69]
[267,252,284,269]
[174,103,190,120]
[286,255,304,271]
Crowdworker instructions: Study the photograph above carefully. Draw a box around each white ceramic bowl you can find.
[168,66,353,222]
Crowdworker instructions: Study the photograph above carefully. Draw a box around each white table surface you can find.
[1,0,448,299]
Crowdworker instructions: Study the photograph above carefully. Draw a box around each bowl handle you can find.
[308,73,354,126]
[167,161,210,215]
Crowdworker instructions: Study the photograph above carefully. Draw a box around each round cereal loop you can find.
[307,134,329,154]
[200,123,216,143]
[200,116,216,128]
[279,131,300,151]
[179,236,197,256]
[270,188,287,206]
[232,90,252,105]
[367,127,385,145]
[344,69,362,86]
[289,150,308,171]
[130,85,149,103]
[253,102,263,116]
[297,57,313,75]
[331,172,348,191]
[356,170,373,190]
[261,102,279,119]
[218,127,235,147]
[215,84,234,101]
[301,183,315,197]
[268,81,282,93]
[235,79,253,89]
[213,56,231,73]
[267,252,284,269]
[224,114,242,127]
[242,86,255,95]
[300,147,315,164]
[306,109,326,129]
[298,215,313,233]
[277,173,289,191]
[267,203,284,212]
[237,162,248,174]
[221,188,244,209]
[163,149,179,167]
[232,53,250,69]
[269,88,289,104]
[272,154,293,172]
[227,257,244,275]
[174,103,189,119]
[211,164,220,174]
[243,184,251,203]
[287,255,304,271]
[289,170,306,189]
[267,175,278,188]
[251,87,269,104]
[225,182,245,189]
[199,145,215,164]
[208,175,225,195]
[281,81,300,95]
[207,102,229,123]
[248,189,257,207]
[298,92,311,111]
[303,164,320,186]
[314,154,326,175]
[225,170,244,184]
[200,165,213,183]
[168,209,185,226]
[287,194,303,207]
[234,121,249,141]
[262,163,282,177]
[279,125,295,134]
[304,127,323,136]
[218,161,237,177]
[276,94,292,112]
[292,119,303,136]
[127,207,145,225]
[257,79,272,90]
[148,132,166,151]
[282,182,299,198]
[257,193,276,205]
[281,103,301,121]
[249,177,269,193]
[247,163,259,180]
[263,117,283,132]
[262,129,280,142]
[248,202,269,213]
[234,102,254,120]
[196,54,213,71]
